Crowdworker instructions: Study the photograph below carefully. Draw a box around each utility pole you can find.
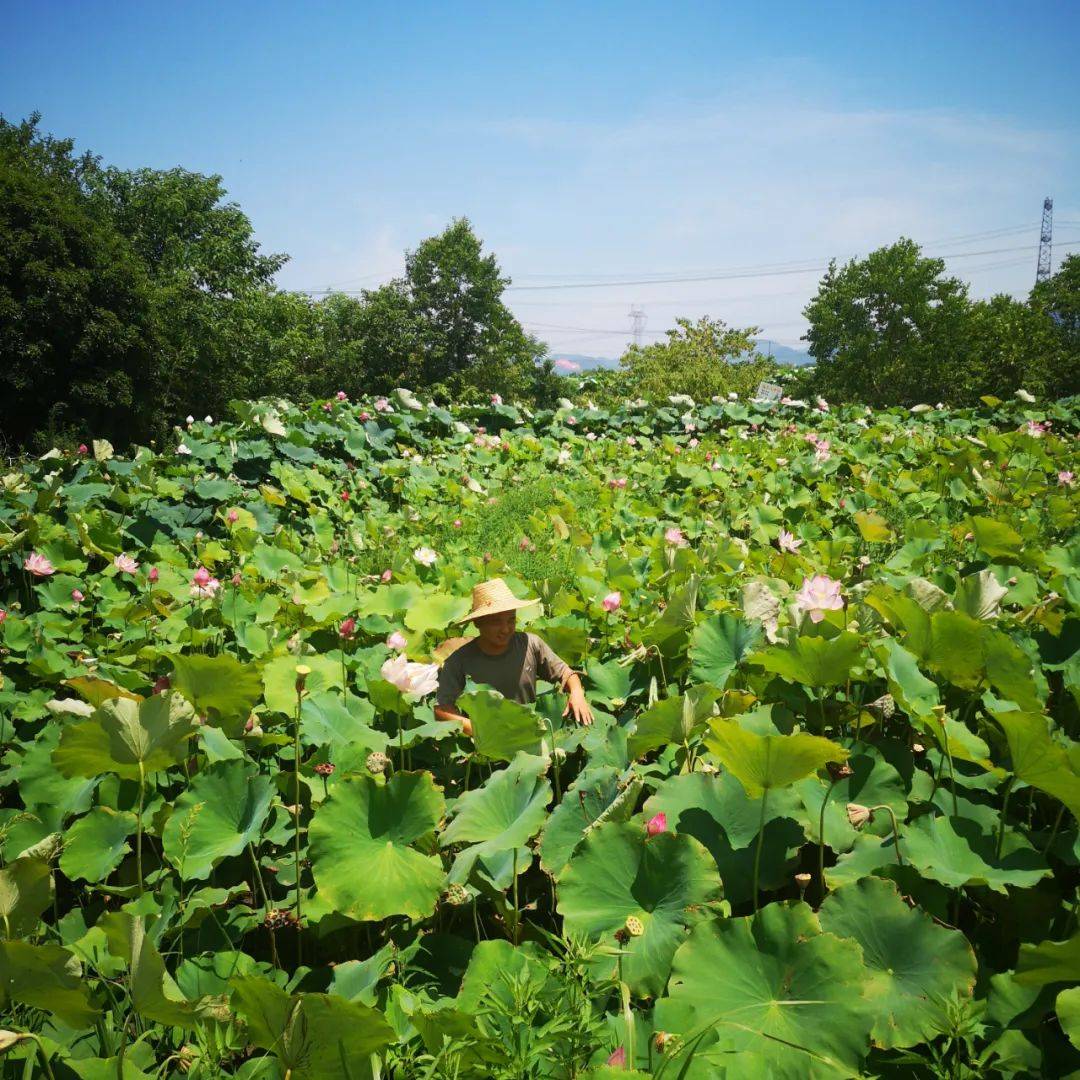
[1036,197,1054,284]
[629,305,647,347]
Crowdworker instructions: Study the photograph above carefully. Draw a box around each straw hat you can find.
[458,578,540,623]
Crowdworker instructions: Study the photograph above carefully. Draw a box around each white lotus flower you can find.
[413,546,438,566]
[380,653,439,697]
[1015,389,1036,403]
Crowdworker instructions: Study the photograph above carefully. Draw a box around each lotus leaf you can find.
[0,857,52,938]
[689,615,761,689]
[753,632,863,688]
[60,807,137,882]
[0,939,98,1027]
[458,687,546,762]
[169,652,263,725]
[309,771,446,921]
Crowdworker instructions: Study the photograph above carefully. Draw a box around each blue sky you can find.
[4,1,1079,358]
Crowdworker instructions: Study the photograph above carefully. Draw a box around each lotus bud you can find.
[232,572,242,586]
[148,566,160,583]
[624,915,644,937]
[826,761,853,782]
[846,803,873,829]
[606,1047,627,1067]
[153,675,171,694]
[0,1031,30,1052]
[645,811,667,836]
[366,751,390,775]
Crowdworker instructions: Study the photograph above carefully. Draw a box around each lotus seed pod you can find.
[654,1031,676,1054]
[444,883,469,906]
[366,751,390,775]
[868,694,896,719]
[625,915,644,937]
[795,872,812,890]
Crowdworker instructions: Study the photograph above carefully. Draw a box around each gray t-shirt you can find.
[436,632,570,707]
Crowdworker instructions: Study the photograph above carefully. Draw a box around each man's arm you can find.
[560,669,594,726]
[434,703,472,736]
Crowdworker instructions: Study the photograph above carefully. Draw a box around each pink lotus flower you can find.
[664,527,687,547]
[227,508,240,523]
[566,416,577,426]
[646,812,668,837]
[322,402,333,412]
[113,553,139,574]
[607,1047,627,1067]
[340,490,349,501]
[77,444,89,455]
[23,552,55,577]
[0,610,7,624]
[1059,471,1074,486]
[339,617,357,639]
[491,393,503,405]
[777,529,803,554]
[380,653,439,697]
[1025,420,1048,438]
[815,396,829,412]
[359,410,371,421]
[413,546,438,566]
[795,575,844,623]
[148,567,160,583]
[190,576,221,599]
[336,390,348,401]
[814,442,831,463]
[602,591,622,612]
[71,589,84,603]
[453,518,463,528]
[386,630,408,651]
[374,397,392,413]
[688,438,699,448]
[381,568,393,582]
[192,566,212,587]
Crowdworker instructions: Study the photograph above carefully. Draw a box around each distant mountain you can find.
[549,342,812,372]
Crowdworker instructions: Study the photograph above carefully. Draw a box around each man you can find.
[434,578,593,736]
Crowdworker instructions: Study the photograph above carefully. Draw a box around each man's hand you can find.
[561,672,593,726]
[434,704,473,737]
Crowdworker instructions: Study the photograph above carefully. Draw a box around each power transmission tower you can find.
[1036,197,1054,284]
[629,305,647,347]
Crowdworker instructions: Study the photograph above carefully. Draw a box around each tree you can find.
[617,317,776,402]
[803,240,971,406]
[404,218,546,391]
[1029,254,1080,398]
[0,115,157,451]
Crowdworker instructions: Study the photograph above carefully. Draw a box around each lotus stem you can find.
[752,787,769,914]
[996,778,1015,860]
[817,778,838,904]
[1044,804,1066,855]
[136,762,146,895]
[511,847,520,945]
[868,804,904,866]
[293,682,303,963]
[248,843,281,970]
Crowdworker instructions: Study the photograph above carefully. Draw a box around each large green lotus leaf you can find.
[441,752,551,885]
[11,722,98,817]
[458,688,546,762]
[643,772,805,905]
[796,748,907,853]
[52,691,196,780]
[991,710,1080,820]
[1057,987,1080,1049]
[0,940,98,1027]
[99,912,213,1028]
[1016,931,1080,986]
[231,974,395,1080]
[656,903,873,1078]
[0,857,53,938]
[60,807,137,882]
[705,720,847,797]
[826,832,906,889]
[404,592,471,637]
[902,815,1049,894]
[753,632,863,688]
[455,938,551,1013]
[262,653,341,715]
[540,766,628,876]
[557,821,722,997]
[309,771,446,921]
[584,658,633,709]
[356,582,424,618]
[174,950,263,1000]
[162,760,274,880]
[627,686,721,759]
[170,652,263,726]
[819,878,977,1048]
[300,693,387,769]
[969,516,1025,561]
[875,637,939,719]
[689,615,761,689]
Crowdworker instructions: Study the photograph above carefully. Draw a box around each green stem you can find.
[870,804,904,866]
[511,848,520,945]
[248,843,281,970]
[34,1036,58,1080]
[136,762,146,895]
[752,788,769,915]
[1044,804,1066,855]
[293,688,303,963]
[996,778,1015,860]
[817,779,838,905]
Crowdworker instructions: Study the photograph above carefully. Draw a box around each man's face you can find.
[475,610,516,649]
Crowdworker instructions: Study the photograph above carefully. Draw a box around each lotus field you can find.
[3,389,1080,1079]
